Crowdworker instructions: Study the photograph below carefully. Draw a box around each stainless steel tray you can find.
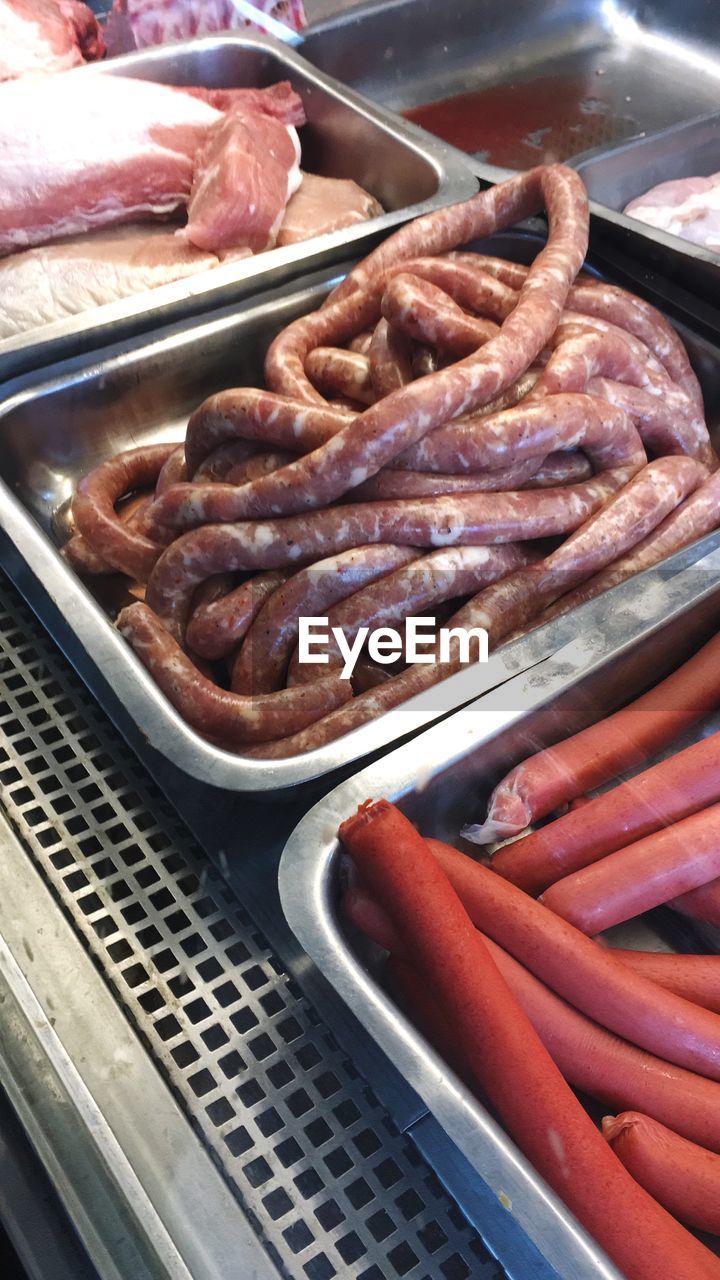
[572,112,720,306]
[0,252,558,799]
[0,32,476,385]
[3,229,720,798]
[280,540,720,1280]
[302,0,720,172]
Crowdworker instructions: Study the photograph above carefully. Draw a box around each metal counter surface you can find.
[0,569,506,1280]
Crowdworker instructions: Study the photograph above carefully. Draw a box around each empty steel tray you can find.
[0,32,476,384]
[302,0,720,172]
[280,538,720,1280]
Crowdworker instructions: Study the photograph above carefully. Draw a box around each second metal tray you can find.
[280,540,720,1280]
[0,252,563,799]
[0,32,476,385]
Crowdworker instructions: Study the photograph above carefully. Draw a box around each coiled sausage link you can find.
[444,256,701,403]
[184,568,289,661]
[184,390,352,479]
[117,601,352,747]
[534,324,712,464]
[145,472,625,639]
[245,167,588,513]
[230,545,421,694]
[385,256,518,322]
[391,393,644,476]
[305,347,376,406]
[353,453,593,499]
[381,273,500,354]
[153,395,645,531]
[367,318,414,399]
[325,164,587,308]
[288,543,535,686]
[247,459,695,756]
[352,460,543,498]
[528,468,720,630]
[72,443,179,581]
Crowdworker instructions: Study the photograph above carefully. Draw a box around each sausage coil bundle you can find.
[66,165,719,754]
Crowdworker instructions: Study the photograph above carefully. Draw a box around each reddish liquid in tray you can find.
[404,74,636,169]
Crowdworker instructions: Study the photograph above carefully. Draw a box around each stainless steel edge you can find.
[0,1085,99,1280]
[0,31,477,385]
[0,808,280,1280]
[278,541,720,1280]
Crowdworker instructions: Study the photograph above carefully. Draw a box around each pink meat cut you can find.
[277,172,383,245]
[0,72,305,257]
[186,110,301,252]
[0,167,384,335]
[0,0,104,80]
[624,174,720,250]
[0,225,225,338]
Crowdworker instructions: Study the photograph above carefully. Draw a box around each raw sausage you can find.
[528,467,720,630]
[604,1112,720,1235]
[72,443,178,580]
[230,545,420,694]
[185,568,289,660]
[116,601,352,746]
[339,801,720,1280]
[467,627,720,844]
[364,914,720,1152]
[490,730,720,895]
[145,473,626,638]
[289,544,535,685]
[611,951,720,1015]
[540,801,720,934]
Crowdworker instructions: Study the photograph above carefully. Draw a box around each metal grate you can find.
[0,574,503,1280]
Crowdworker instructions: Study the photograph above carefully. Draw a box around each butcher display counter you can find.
[0,530,717,1280]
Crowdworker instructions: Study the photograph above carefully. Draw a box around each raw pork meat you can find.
[107,0,305,53]
[0,174,383,337]
[186,110,301,252]
[0,225,222,338]
[277,172,383,245]
[183,81,305,126]
[624,174,720,251]
[0,73,305,256]
[0,0,104,80]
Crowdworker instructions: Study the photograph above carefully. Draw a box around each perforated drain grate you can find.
[0,575,503,1280]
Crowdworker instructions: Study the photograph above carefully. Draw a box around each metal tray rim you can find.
[279,536,720,1278]
[0,30,477,385]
